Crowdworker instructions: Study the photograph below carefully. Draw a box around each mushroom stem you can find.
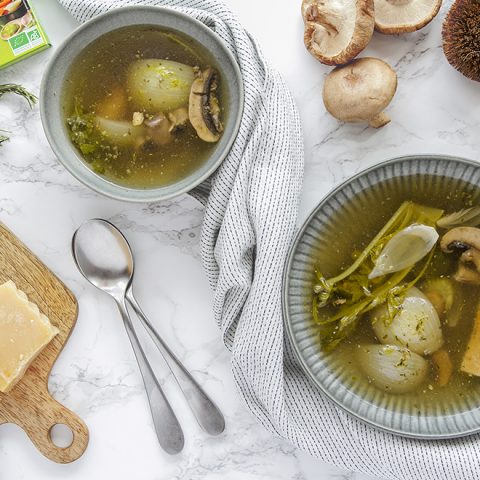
[302,0,374,65]
[304,4,342,35]
[453,264,480,285]
[461,249,480,271]
[368,112,391,128]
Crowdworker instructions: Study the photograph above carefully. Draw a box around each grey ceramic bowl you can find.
[40,6,243,202]
[283,155,480,439]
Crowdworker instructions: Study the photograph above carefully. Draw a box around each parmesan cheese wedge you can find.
[0,280,59,393]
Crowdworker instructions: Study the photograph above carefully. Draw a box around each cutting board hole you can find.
[49,424,74,448]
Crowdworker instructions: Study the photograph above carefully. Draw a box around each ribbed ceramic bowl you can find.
[40,6,243,202]
[283,155,480,439]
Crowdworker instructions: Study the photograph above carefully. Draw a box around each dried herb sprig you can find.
[0,132,9,145]
[0,84,37,108]
[0,84,37,145]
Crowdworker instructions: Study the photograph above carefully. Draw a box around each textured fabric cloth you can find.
[58,1,480,479]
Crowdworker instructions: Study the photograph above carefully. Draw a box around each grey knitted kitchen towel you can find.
[58,1,480,479]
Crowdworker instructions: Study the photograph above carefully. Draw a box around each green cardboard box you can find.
[0,0,50,69]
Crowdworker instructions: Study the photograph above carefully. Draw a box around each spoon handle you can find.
[115,298,184,454]
[126,288,225,436]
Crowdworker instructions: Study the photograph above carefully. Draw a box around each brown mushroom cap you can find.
[440,227,480,253]
[374,0,442,34]
[442,0,480,82]
[322,57,397,127]
[302,0,375,66]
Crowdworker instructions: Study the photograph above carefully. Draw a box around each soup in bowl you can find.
[283,155,480,438]
[41,7,243,202]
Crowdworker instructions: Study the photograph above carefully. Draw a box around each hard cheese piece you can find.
[0,280,58,393]
[461,304,480,377]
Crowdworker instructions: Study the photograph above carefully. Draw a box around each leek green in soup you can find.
[312,193,480,409]
[63,26,225,188]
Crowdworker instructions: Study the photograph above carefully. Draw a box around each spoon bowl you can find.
[72,219,133,298]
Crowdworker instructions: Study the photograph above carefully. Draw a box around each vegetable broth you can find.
[62,26,224,188]
[313,176,480,413]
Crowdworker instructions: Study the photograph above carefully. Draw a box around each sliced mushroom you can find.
[374,0,442,34]
[322,57,397,127]
[441,227,480,253]
[302,0,375,65]
[168,107,189,133]
[189,67,223,143]
[441,227,480,285]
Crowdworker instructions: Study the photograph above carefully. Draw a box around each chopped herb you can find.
[66,98,120,175]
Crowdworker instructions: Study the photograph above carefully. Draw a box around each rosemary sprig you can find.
[0,84,37,108]
[0,84,37,146]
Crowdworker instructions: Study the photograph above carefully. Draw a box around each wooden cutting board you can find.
[0,223,89,463]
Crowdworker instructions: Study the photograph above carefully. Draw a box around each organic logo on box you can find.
[8,32,29,50]
[8,27,43,56]
[27,29,40,42]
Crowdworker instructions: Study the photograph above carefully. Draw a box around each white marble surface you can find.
[0,0,478,479]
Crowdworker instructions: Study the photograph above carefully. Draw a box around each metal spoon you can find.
[72,219,184,455]
[72,219,225,435]
[125,287,225,435]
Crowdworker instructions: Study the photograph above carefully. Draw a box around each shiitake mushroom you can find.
[442,0,480,82]
[301,0,375,66]
[322,57,398,127]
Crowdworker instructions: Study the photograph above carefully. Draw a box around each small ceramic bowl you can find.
[283,155,480,439]
[40,6,243,202]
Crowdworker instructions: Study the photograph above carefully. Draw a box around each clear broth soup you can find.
[63,25,225,189]
[312,177,480,415]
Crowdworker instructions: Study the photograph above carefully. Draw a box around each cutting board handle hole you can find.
[49,423,74,449]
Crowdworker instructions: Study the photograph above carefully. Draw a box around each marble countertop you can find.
[1,0,479,479]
